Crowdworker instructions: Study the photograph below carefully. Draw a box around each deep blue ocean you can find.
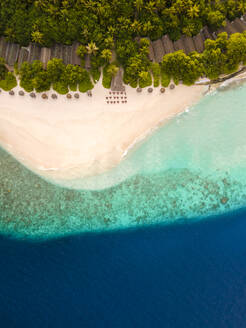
[1,208,246,328]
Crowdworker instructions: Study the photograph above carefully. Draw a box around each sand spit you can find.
[0,80,205,187]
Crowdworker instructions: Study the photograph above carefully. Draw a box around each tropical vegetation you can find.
[0,1,246,91]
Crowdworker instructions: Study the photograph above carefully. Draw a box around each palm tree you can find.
[86,42,99,55]
[139,71,149,82]
[107,65,119,77]
[187,4,200,19]
[134,0,144,18]
[101,49,112,62]
[145,1,157,14]
[31,31,44,45]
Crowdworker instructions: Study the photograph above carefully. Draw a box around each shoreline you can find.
[0,80,207,189]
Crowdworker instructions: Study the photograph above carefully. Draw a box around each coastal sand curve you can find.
[0,81,205,189]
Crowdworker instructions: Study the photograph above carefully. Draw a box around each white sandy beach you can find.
[0,79,205,186]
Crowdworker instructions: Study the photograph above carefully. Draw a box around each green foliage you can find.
[139,71,152,88]
[90,68,101,83]
[151,63,161,87]
[33,71,51,92]
[19,60,44,92]
[161,50,203,85]
[78,70,93,93]
[69,84,77,92]
[47,58,65,83]
[0,0,244,53]
[0,58,7,80]
[102,64,118,89]
[53,82,69,95]
[76,45,87,59]
[19,62,34,92]
[161,70,171,87]
[101,49,112,63]
[0,72,17,91]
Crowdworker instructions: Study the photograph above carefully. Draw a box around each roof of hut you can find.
[28,43,41,62]
[152,39,165,63]
[71,42,81,66]
[0,37,7,59]
[143,37,155,62]
[182,36,195,54]
[224,20,238,35]
[51,44,62,60]
[85,54,91,69]
[161,35,174,54]
[5,42,20,66]
[193,33,205,53]
[173,38,185,52]
[40,47,51,68]
[111,67,125,92]
[18,47,29,68]
[60,45,71,65]
[202,26,214,40]
[214,26,226,39]
[66,45,73,65]
[148,41,155,62]
[232,18,246,32]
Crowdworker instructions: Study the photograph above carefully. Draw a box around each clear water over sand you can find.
[1,83,246,238]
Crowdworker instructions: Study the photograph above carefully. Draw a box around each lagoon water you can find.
[1,83,246,238]
[1,82,246,326]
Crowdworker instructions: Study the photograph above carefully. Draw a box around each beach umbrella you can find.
[30,92,36,98]
[9,90,14,96]
[137,87,142,93]
[74,93,79,99]
[42,93,48,99]
[51,94,57,99]
[66,94,72,99]
[170,84,175,90]
[148,87,153,93]
[19,90,25,96]
[160,87,165,93]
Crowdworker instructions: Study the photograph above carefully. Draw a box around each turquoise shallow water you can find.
[1,82,246,238]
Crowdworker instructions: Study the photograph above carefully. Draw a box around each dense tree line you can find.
[1,0,246,47]
[0,31,243,93]
[161,31,246,85]
[0,0,246,91]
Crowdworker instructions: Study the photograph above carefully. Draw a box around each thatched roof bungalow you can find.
[152,39,165,62]
[182,36,195,54]
[232,18,246,32]
[193,33,205,53]
[143,37,155,62]
[18,47,29,67]
[173,38,185,52]
[71,42,81,66]
[51,44,62,60]
[85,54,91,70]
[60,45,73,65]
[148,41,155,62]
[111,67,125,92]
[202,26,214,40]
[28,43,41,62]
[161,35,174,54]
[215,26,226,37]
[5,42,20,66]
[224,20,238,35]
[40,47,51,68]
